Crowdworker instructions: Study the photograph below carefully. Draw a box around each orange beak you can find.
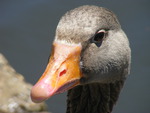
[31,41,82,103]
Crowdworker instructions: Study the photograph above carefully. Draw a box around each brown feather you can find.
[67,80,124,113]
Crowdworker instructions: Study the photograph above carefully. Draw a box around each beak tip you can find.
[30,82,54,103]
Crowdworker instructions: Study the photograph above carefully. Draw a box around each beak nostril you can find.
[59,69,67,77]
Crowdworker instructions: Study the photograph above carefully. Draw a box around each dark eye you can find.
[93,29,106,43]
[91,29,106,47]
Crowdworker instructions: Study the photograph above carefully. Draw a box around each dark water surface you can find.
[0,1,150,113]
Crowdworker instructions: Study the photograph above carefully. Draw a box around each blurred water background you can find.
[0,0,150,113]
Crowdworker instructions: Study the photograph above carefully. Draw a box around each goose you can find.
[31,5,131,113]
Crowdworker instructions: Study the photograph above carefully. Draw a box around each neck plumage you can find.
[66,80,125,113]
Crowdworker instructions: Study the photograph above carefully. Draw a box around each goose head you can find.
[31,5,131,103]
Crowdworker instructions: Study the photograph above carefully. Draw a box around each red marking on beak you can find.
[59,69,67,77]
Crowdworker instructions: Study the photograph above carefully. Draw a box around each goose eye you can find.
[91,29,107,47]
[93,29,106,43]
